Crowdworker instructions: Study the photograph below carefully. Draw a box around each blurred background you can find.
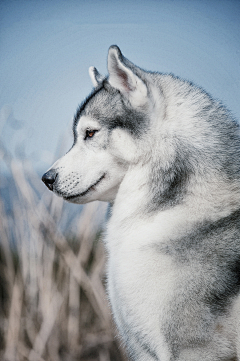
[0,1,240,360]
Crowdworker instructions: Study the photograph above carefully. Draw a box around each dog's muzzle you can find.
[42,169,58,191]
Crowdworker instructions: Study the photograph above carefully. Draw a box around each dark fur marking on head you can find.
[72,80,148,143]
[72,84,105,143]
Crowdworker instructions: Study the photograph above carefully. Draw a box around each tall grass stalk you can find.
[0,159,127,361]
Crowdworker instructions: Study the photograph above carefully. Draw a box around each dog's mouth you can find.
[62,173,106,201]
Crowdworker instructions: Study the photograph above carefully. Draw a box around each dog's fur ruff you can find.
[42,46,240,361]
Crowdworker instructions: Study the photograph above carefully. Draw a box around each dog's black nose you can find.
[42,170,58,191]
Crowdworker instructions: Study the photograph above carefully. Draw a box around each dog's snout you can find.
[42,170,58,191]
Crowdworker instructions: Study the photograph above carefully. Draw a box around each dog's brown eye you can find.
[85,129,97,140]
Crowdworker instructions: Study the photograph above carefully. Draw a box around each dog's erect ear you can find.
[108,45,148,107]
[89,66,105,87]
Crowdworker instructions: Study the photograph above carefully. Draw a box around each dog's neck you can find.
[109,162,240,230]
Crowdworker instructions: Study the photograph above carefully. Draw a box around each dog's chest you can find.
[105,217,177,357]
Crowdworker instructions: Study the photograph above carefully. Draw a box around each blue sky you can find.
[1,0,240,172]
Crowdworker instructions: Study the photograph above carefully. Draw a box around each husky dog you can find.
[42,46,240,360]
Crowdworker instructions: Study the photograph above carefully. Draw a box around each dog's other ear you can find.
[89,66,105,87]
[108,45,148,107]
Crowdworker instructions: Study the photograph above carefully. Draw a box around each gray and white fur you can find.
[42,45,240,360]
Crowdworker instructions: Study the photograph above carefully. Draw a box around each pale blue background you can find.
[1,0,240,172]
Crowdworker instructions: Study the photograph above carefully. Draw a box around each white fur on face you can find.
[51,116,128,204]
[109,127,142,164]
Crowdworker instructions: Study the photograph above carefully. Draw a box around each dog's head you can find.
[42,46,158,204]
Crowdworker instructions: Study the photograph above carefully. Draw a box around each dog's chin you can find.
[55,190,98,204]
[63,194,91,204]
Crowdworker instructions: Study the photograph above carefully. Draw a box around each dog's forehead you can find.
[76,115,101,133]
[73,85,120,128]
[73,82,148,137]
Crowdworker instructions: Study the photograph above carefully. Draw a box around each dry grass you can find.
[0,159,128,361]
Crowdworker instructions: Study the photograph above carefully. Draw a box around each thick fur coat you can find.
[42,46,240,360]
